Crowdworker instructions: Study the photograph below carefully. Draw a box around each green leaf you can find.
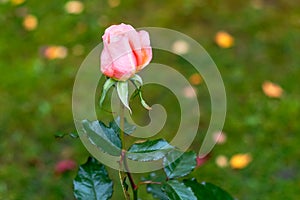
[147,183,168,200]
[130,75,151,110]
[162,180,197,200]
[122,176,129,192]
[164,150,197,179]
[130,87,140,101]
[99,78,116,107]
[82,120,121,156]
[130,74,143,87]
[117,81,131,113]
[70,132,79,138]
[145,172,168,200]
[73,157,113,200]
[112,116,136,135]
[140,97,152,110]
[54,132,79,139]
[183,179,234,200]
[127,139,174,161]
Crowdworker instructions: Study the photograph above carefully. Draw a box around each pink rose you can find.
[100,23,152,81]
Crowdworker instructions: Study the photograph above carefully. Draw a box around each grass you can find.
[1,0,300,199]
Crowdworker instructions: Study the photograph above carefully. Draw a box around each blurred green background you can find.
[1,0,300,199]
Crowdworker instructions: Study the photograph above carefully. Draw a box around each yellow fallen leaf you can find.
[215,31,234,48]
[44,46,68,60]
[215,155,228,168]
[189,73,202,85]
[230,153,252,169]
[11,0,25,5]
[65,1,84,14]
[55,46,68,59]
[108,0,120,8]
[23,14,38,31]
[262,81,283,98]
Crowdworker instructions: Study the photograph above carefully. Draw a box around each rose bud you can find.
[100,23,152,81]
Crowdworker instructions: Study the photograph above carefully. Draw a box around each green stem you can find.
[133,189,138,200]
[119,103,129,200]
[123,151,137,200]
[119,101,137,200]
[136,181,162,188]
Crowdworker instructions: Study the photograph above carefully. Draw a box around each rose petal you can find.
[103,23,134,42]
[55,159,77,174]
[137,30,152,69]
[100,44,114,77]
[101,37,136,80]
[189,73,202,85]
[127,30,143,64]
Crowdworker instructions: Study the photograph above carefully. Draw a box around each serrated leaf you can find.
[183,179,234,200]
[82,120,121,156]
[112,116,136,135]
[117,81,131,113]
[99,78,116,107]
[73,157,113,200]
[147,184,168,200]
[127,139,174,161]
[162,180,197,200]
[145,172,168,200]
[164,151,197,179]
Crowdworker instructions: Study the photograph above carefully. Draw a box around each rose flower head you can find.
[99,23,152,112]
[100,23,152,81]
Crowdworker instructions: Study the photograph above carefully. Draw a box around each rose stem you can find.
[119,101,137,200]
[119,103,129,200]
[123,150,138,200]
